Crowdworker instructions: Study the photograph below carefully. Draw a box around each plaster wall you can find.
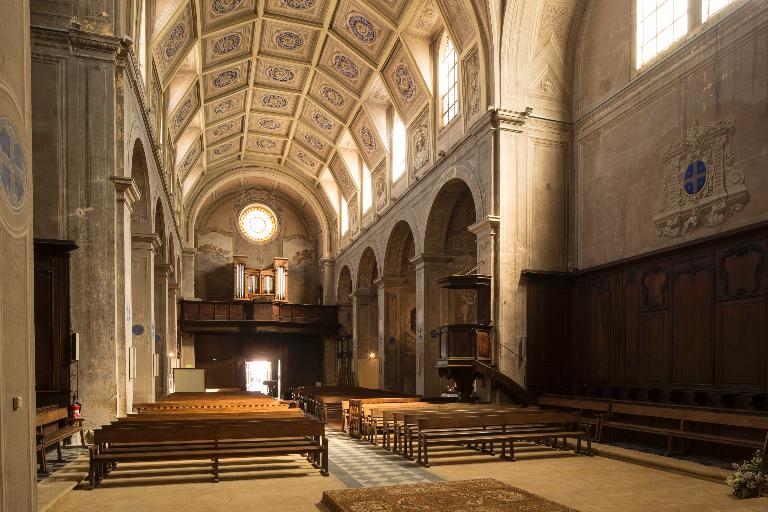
[573,0,768,268]
[0,2,36,509]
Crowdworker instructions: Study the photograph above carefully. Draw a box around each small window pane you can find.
[702,0,732,21]
[636,0,688,68]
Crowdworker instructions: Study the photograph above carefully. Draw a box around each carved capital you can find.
[112,176,140,213]
[132,232,162,253]
[468,215,501,238]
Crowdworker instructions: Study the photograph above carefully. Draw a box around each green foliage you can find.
[726,450,767,499]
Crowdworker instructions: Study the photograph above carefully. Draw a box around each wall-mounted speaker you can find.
[71,332,80,361]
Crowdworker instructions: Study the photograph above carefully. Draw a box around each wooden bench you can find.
[346,397,423,437]
[416,411,591,466]
[36,407,85,473]
[89,419,327,487]
[538,395,611,435]
[601,401,768,455]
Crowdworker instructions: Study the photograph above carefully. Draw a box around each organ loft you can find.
[1,0,768,511]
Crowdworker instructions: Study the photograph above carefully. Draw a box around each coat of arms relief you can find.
[654,117,748,238]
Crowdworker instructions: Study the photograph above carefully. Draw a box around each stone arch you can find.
[424,177,479,258]
[154,197,167,264]
[130,139,152,231]
[337,265,352,304]
[384,220,416,277]
[356,247,379,292]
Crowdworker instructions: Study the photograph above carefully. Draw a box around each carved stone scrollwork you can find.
[654,117,748,238]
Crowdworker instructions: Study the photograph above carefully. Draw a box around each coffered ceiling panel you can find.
[200,0,258,33]
[331,0,395,65]
[436,0,473,52]
[317,36,373,96]
[382,38,430,122]
[300,99,343,142]
[204,89,248,123]
[202,22,255,69]
[328,153,358,200]
[245,134,286,156]
[203,60,251,99]
[263,0,332,23]
[169,80,201,142]
[350,107,386,169]
[251,88,300,116]
[253,58,310,92]
[288,142,322,174]
[367,0,412,24]
[308,72,357,120]
[153,2,197,85]
[258,19,321,63]
[294,123,333,161]
[205,116,245,145]
[248,114,293,137]
[177,135,203,177]
[208,137,242,162]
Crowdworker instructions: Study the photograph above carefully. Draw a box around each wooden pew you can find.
[538,395,611,436]
[416,411,591,466]
[36,407,85,474]
[89,419,328,487]
[346,397,424,437]
[601,401,768,455]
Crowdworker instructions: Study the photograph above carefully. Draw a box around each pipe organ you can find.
[233,256,289,302]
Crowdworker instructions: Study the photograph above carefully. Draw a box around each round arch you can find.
[383,220,416,277]
[423,177,482,254]
[356,247,379,292]
[337,265,352,304]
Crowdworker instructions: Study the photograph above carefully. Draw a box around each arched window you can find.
[341,198,349,235]
[392,115,406,182]
[439,35,459,126]
[362,164,372,212]
[135,0,148,84]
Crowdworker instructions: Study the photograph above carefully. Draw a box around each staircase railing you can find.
[473,360,534,405]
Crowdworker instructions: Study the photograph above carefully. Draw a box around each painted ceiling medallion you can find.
[275,31,305,51]
[282,0,315,8]
[253,138,277,149]
[297,151,316,167]
[211,0,244,14]
[303,133,323,150]
[259,118,283,130]
[348,15,376,43]
[321,86,344,106]
[213,33,243,55]
[213,121,235,136]
[395,65,415,100]
[213,98,237,114]
[333,53,359,79]
[262,94,288,109]
[212,69,239,88]
[267,66,295,82]
[311,112,332,131]
[174,98,193,126]
[164,23,187,58]
[360,126,376,153]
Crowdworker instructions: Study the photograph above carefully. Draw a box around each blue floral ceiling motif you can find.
[0,117,27,210]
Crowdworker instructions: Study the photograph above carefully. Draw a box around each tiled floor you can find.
[326,428,442,488]
[38,446,89,483]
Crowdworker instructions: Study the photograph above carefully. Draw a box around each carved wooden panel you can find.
[716,297,766,391]
[640,265,669,311]
[526,281,569,387]
[671,256,715,386]
[716,239,767,301]
[638,310,670,385]
[623,273,641,385]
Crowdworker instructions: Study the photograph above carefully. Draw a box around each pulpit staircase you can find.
[472,360,533,405]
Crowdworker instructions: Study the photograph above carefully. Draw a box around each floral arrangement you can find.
[726,450,767,499]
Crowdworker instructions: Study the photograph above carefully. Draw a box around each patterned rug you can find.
[321,478,580,512]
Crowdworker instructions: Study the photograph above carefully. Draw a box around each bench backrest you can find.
[36,407,68,427]
[418,411,580,430]
[612,402,768,429]
[95,421,323,444]
[390,405,533,422]
[538,395,611,413]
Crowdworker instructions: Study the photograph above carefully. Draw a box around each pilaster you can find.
[131,232,159,405]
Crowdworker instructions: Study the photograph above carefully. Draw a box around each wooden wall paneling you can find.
[571,279,588,384]
[671,254,715,386]
[525,278,569,387]
[586,275,616,385]
[715,296,766,391]
[638,310,670,385]
[716,238,767,302]
[623,271,641,385]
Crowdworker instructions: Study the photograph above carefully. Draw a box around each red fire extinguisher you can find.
[69,401,81,420]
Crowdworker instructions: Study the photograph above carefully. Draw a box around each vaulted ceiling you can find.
[150,0,480,215]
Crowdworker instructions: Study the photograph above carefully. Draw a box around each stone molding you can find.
[154,263,174,278]
[112,176,141,213]
[468,215,500,238]
[409,253,453,271]
[375,275,409,289]
[132,232,162,253]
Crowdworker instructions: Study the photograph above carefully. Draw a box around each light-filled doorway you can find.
[245,360,271,394]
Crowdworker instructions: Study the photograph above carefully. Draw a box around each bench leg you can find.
[422,438,429,467]
[321,437,329,476]
[212,458,219,483]
[509,442,516,462]
[56,441,64,462]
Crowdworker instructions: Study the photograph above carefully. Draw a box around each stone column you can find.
[376,276,404,391]
[113,177,139,417]
[350,289,378,388]
[412,253,452,397]
[320,257,335,305]
[167,281,179,384]
[181,247,196,299]
[180,332,196,369]
[154,263,171,399]
[131,233,159,405]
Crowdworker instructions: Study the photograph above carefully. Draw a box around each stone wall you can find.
[573,0,768,268]
[195,191,320,303]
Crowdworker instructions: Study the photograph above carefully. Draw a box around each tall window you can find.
[439,35,459,126]
[637,0,688,68]
[136,1,148,83]
[341,199,349,235]
[392,115,406,182]
[702,0,732,20]
[362,164,372,212]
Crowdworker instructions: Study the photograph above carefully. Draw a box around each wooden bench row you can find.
[293,386,418,422]
[36,406,85,474]
[539,394,768,456]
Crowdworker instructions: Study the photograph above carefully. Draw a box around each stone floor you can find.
[47,429,768,512]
